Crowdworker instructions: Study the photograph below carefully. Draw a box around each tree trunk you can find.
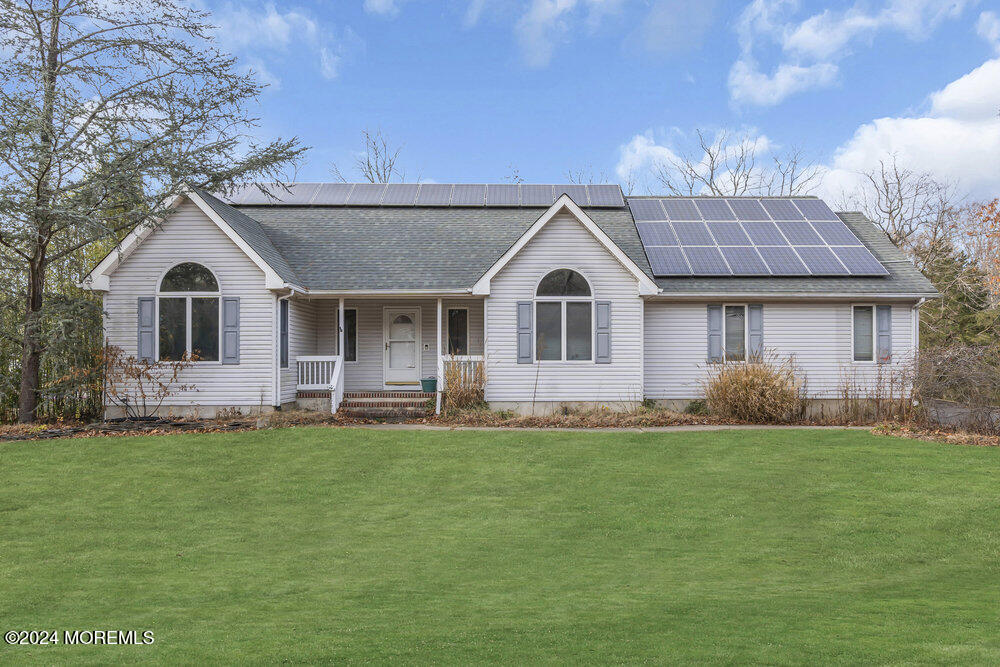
[18,261,45,422]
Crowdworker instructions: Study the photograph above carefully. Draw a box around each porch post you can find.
[338,297,345,358]
[435,298,442,415]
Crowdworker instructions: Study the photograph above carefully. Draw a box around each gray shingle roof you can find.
[191,187,300,285]
[215,192,936,298]
[236,204,644,290]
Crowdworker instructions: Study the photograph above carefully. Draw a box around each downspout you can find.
[272,294,280,409]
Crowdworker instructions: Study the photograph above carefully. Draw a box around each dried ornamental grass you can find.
[703,352,805,423]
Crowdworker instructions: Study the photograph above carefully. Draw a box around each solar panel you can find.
[415,184,452,206]
[721,246,770,275]
[451,184,486,206]
[587,184,625,207]
[277,183,319,204]
[346,183,386,205]
[707,222,751,246]
[646,246,690,275]
[833,246,890,275]
[695,199,735,220]
[796,246,849,275]
[628,199,667,221]
[727,199,770,220]
[662,199,701,220]
[776,221,823,245]
[672,221,714,245]
[757,246,809,275]
[683,246,730,275]
[486,184,519,206]
[761,199,804,220]
[311,183,354,205]
[520,184,553,206]
[636,222,677,246]
[627,195,888,278]
[793,198,839,220]
[812,220,863,246]
[380,183,419,205]
[742,221,788,245]
[554,184,589,205]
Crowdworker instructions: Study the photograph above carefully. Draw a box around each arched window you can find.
[157,263,220,362]
[160,262,219,292]
[536,268,591,297]
[534,269,593,361]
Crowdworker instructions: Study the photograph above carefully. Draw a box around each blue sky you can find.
[206,0,1000,200]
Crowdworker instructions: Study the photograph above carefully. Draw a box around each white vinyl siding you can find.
[485,212,644,403]
[279,299,317,404]
[643,301,916,399]
[103,199,276,408]
[312,299,484,391]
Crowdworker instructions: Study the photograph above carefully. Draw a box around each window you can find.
[339,308,357,362]
[447,308,468,355]
[534,269,593,362]
[279,299,289,368]
[724,305,746,362]
[157,263,219,361]
[853,305,875,362]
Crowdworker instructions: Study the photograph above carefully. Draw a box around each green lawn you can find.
[2,427,1000,664]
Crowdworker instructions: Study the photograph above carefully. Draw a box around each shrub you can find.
[684,399,709,415]
[913,344,1000,435]
[837,361,914,424]
[443,357,486,411]
[703,352,804,423]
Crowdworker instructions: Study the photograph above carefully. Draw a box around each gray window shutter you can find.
[707,304,723,362]
[222,297,240,365]
[516,301,533,364]
[137,297,155,361]
[595,300,612,364]
[748,304,764,359]
[876,305,892,364]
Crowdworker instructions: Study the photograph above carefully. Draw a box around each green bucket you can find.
[420,377,437,393]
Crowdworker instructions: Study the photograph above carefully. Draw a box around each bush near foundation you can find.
[703,353,805,423]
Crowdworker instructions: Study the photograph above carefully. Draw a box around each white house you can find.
[82,183,938,417]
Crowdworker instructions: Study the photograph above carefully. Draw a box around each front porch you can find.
[286,296,486,414]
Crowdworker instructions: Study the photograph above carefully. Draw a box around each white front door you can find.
[383,308,421,386]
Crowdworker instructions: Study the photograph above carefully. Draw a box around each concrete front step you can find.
[342,400,429,409]
[344,391,434,400]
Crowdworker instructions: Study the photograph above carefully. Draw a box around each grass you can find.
[2,427,1000,664]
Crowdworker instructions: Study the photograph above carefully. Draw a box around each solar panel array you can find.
[222,183,624,207]
[628,197,889,277]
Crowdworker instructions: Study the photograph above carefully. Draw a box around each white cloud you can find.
[615,132,683,181]
[731,0,974,106]
[210,3,359,82]
[364,0,399,17]
[818,58,1000,201]
[979,11,1000,53]
[728,58,838,106]
[515,0,623,68]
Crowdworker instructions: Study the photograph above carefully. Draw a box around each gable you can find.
[104,199,267,292]
[82,191,293,292]
[472,197,659,296]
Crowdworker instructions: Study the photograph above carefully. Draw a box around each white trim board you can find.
[472,195,660,296]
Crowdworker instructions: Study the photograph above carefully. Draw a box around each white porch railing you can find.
[440,355,485,391]
[296,355,345,413]
[297,356,338,390]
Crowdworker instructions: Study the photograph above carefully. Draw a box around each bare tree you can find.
[331,129,404,183]
[502,164,524,184]
[565,165,611,185]
[652,129,820,197]
[849,156,962,252]
[0,0,305,421]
